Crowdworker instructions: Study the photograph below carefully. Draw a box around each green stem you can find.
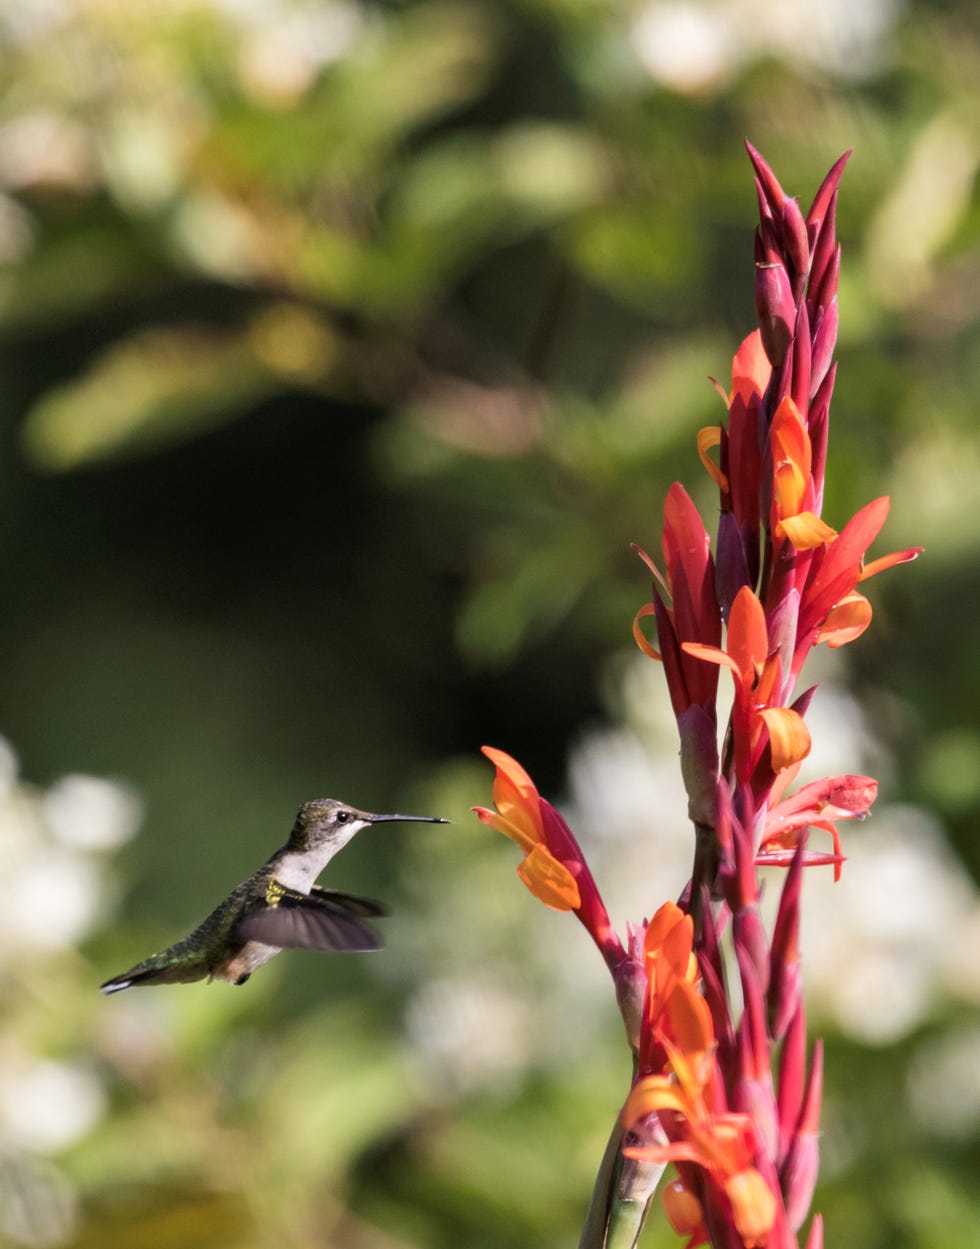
[690,820,719,939]
[578,1087,665,1249]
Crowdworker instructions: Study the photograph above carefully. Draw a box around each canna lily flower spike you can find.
[473,142,921,1249]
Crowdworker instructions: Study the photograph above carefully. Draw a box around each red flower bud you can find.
[780,1041,823,1231]
[755,261,795,367]
[781,196,810,293]
[746,139,787,216]
[809,300,838,398]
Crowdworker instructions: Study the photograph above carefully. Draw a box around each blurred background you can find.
[0,1,977,1246]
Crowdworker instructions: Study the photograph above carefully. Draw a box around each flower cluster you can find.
[624,901,781,1249]
[474,144,920,1249]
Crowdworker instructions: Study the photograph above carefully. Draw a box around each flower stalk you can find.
[474,143,921,1248]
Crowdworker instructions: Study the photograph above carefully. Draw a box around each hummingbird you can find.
[100,798,448,993]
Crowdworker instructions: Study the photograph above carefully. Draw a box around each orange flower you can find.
[473,747,580,910]
[624,980,778,1248]
[770,397,838,552]
[683,587,811,780]
[639,902,699,1069]
[473,747,627,971]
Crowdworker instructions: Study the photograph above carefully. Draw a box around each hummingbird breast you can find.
[214,938,282,984]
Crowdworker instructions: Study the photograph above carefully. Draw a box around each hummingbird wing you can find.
[234,888,383,953]
[309,885,386,917]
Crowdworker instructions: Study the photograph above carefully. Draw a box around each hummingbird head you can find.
[289,798,448,857]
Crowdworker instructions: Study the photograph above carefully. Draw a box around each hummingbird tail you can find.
[100,962,172,993]
[99,943,209,993]
[100,972,138,994]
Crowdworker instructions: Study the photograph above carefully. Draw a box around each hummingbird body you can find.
[100,798,447,993]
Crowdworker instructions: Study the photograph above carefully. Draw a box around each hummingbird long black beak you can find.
[368,812,451,825]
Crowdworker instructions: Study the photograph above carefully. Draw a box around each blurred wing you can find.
[236,894,382,952]
[310,885,386,917]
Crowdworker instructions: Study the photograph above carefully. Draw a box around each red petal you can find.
[746,139,786,214]
[806,150,852,231]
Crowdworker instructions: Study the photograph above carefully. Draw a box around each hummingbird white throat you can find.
[100,798,448,993]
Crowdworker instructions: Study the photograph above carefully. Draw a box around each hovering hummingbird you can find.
[100,798,448,993]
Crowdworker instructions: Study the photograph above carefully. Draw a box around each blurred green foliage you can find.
[0,1,977,1247]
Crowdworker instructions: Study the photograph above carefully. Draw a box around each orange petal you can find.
[633,603,662,661]
[771,396,811,519]
[727,586,769,682]
[771,396,809,467]
[645,911,696,1030]
[645,901,692,963]
[777,510,838,550]
[708,374,730,408]
[772,459,809,522]
[667,979,715,1055]
[697,425,729,492]
[683,641,741,678]
[481,746,544,844]
[659,911,696,984]
[816,592,872,647]
[631,543,670,596]
[472,806,537,854]
[726,1169,778,1249]
[754,651,784,708]
[623,1075,690,1124]
[516,843,581,910]
[645,908,697,1022]
[663,1180,704,1237]
[860,546,923,580]
[759,707,812,771]
[731,329,771,403]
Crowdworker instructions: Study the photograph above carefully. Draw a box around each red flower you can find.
[791,496,921,684]
[633,483,721,719]
[759,769,877,879]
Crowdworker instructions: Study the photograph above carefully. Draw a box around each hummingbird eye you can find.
[335,810,351,824]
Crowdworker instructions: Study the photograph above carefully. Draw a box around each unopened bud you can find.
[781,197,810,291]
[755,262,795,367]
[809,300,838,398]
[781,1128,819,1232]
[614,955,648,1055]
